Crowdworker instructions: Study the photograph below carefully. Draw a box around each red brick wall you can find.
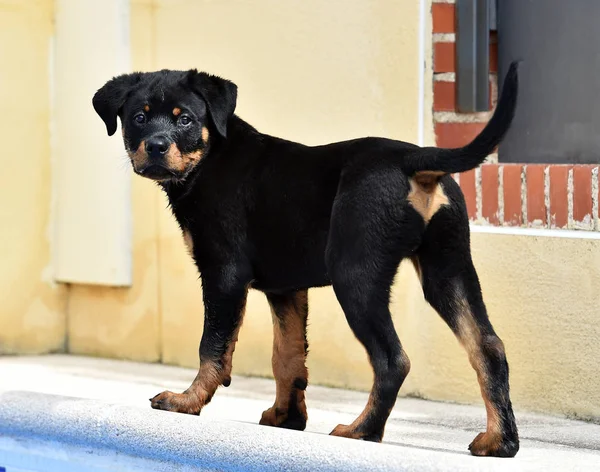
[455,165,599,230]
[432,0,599,231]
[432,0,497,150]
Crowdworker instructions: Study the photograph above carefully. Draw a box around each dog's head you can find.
[93,70,237,182]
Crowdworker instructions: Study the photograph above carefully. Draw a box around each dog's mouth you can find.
[135,164,179,182]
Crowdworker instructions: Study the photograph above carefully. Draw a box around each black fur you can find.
[93,61,521,456]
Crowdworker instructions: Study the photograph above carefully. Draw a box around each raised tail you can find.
[402,60,520,176]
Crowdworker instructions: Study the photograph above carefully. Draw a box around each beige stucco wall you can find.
[67,0,161,362]
[0,0,67,354]
[397,232,600,419]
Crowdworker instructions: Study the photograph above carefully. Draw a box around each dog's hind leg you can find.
[325,172,422,442]
[260,290,309,431]
[327,266,411,442]
[414,197,519,457]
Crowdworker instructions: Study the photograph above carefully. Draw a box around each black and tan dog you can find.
[93,62,520,457]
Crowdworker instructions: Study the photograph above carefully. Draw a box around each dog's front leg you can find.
[150,273,248,415]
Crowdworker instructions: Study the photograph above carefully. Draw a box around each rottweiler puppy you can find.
[93,62,520,457]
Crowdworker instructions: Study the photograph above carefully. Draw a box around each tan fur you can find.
[331,349,410,441]
[411,256,422,283]
[330,394,377,439]
[260,291,308,427]
[128,141,146,169]
[221,302,246,384]
[173,107,182,116]
[182,150,203,169]
[129,142,203,178]
[149,360,223,415]
[202,126,209,144]
[407,175,449,223]
[150,294,247,414]
[455,298,504,449]
[164,144,203,174]
[164,143,184,172]
[182,230,193,255]
[143,105,150,112]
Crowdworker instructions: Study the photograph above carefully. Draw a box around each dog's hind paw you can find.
[468,431,519,457]
[329,424,382,442]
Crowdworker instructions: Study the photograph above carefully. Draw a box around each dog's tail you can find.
[402,60,520,176]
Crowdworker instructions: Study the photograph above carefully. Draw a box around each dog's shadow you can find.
[232,419,468,456]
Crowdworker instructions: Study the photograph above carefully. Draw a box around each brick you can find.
[526,165,547,226]
[459,169,477,220]
[573,165,593,223]
[481,164,499,225]
[432,3,455,33]
[435,122,486,149]
[433,81,455,111]
[503,164,523,226]
[549,165,570,228]
[434,42,455,73]
[434,81,493,112]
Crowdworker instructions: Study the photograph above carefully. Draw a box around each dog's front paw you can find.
[468,431,519,457]
[150,390,203,415]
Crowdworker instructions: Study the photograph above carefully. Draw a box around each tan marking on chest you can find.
[407,175,449,223]
[183,229,194,255]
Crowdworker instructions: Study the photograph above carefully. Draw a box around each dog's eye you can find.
[134,113,146,124]
[179,115,192,126]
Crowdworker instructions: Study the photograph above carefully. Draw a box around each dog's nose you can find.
[145,137,170,158]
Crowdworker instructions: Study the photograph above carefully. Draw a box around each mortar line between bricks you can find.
[433,72,455,81]
[498,166,504,225]
[592,167,599,231]
[475,167,483,222]
[434,111,492,123]
[433,33,455,42]
[521,165,528,227]
[568,168,574,229]
[544,166,551,230]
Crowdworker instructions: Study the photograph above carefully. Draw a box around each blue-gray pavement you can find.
[0,356,598,471]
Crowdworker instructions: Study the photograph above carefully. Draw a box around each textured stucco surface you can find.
[0,0,67,354]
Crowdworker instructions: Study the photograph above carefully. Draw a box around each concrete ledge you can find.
[1,356,599,471]
[0,391,485,472]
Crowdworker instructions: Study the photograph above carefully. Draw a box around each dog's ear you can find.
[93,73,142,136]
[187,70,237,138]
